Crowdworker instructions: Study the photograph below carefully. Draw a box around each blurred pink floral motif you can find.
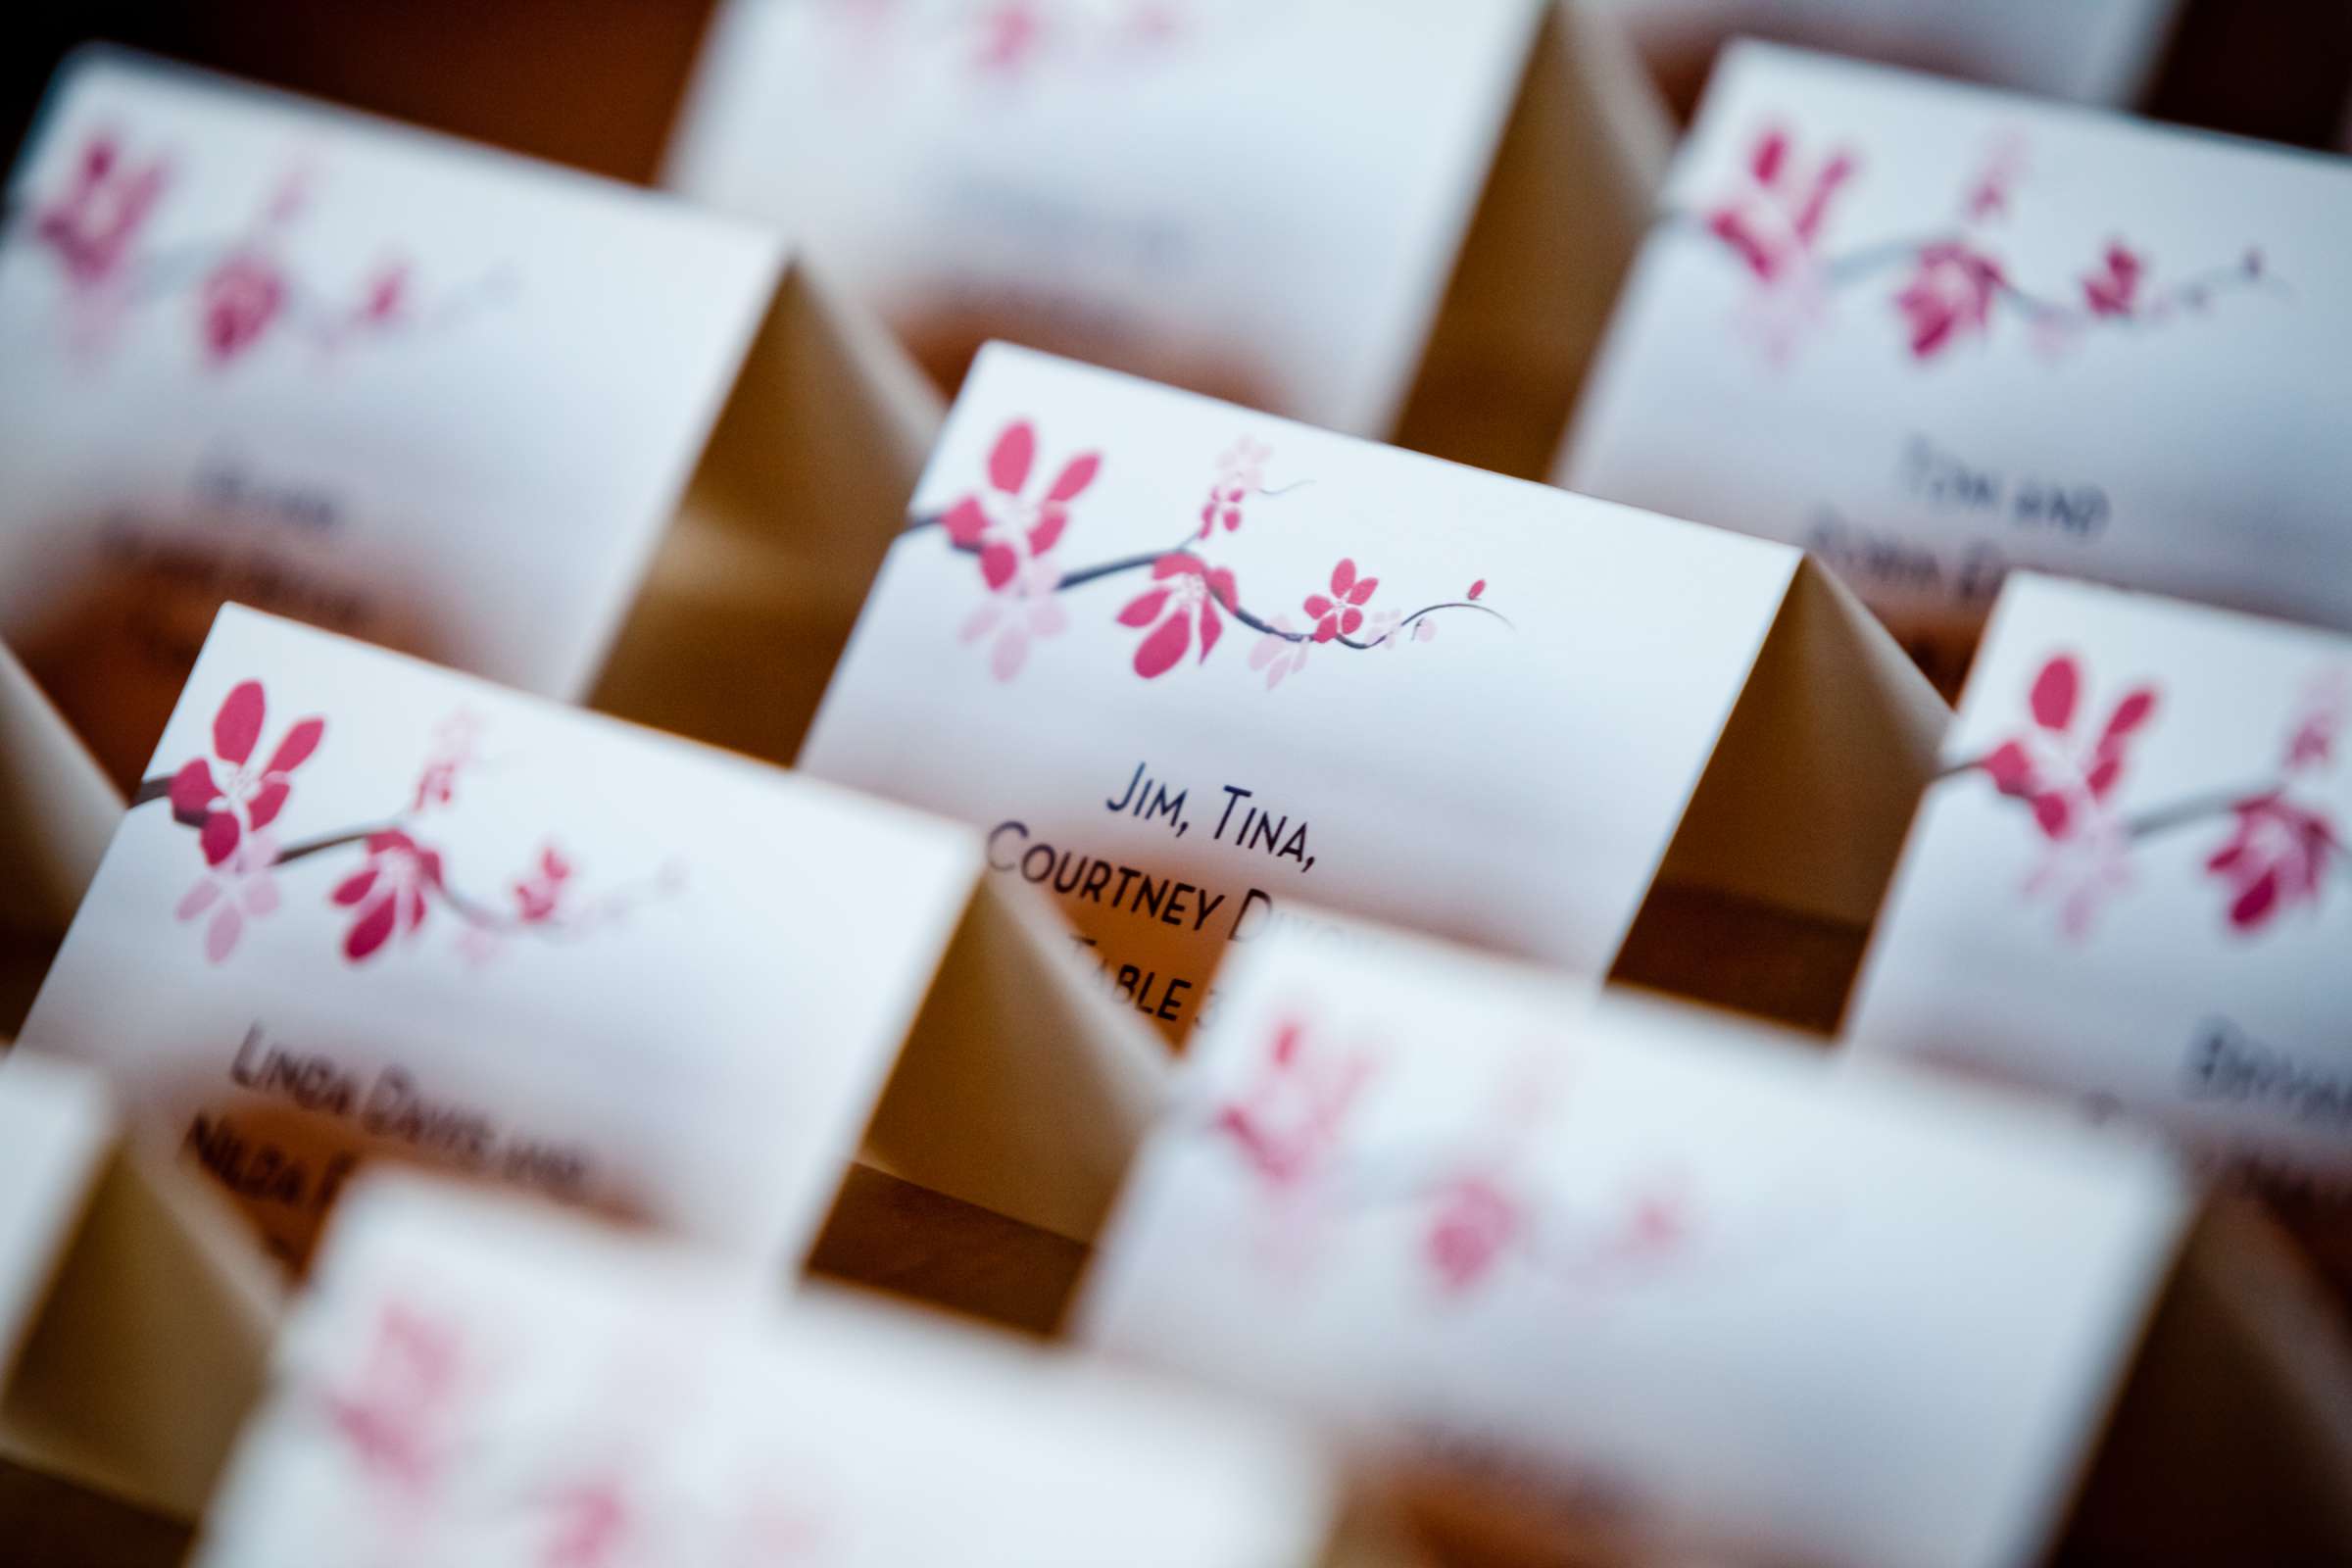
[319,1303,466,1500]
[1197,437,1270,539]
[1248,613,1310,688]
[168,679,325,867]
[333,830,447,962]
[200,251,289,363]
[1427,1174,1521,1294]
[32,131,167,288]
[1213,1019,1373,1190]
[943,418,1096,594]
[2206,793,2338,932]
[1979,654,2156,936]
[514,845,574,924]
[2081,243,2144,318]
[541,1473,637,1568]
[1119,554,1237,677]
[1895,242,2006,358]
[177,830,282,962]
[1706,127,1855,284]
[1303,559,1378,643]
[962,555,1069,680]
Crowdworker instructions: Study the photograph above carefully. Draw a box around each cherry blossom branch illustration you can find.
[128,681,672,964]
[918,420,1509,683]
[6,129,511,365]
[1942,654,2343,936]
[1689,124,2286,362]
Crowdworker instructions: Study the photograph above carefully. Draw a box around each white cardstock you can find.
[798,344,1809,1037]
[0,48,778,781]
[194,1174,1341,1568]
[15,607,984,1271]
[1077,921,2188,1568]
[1561,43,2352,687]
[665,0,1537,438]
[1848,573,2352,1207]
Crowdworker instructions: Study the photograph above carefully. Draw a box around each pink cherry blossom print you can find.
[2284,669,2349,771]
[2206,793,2339,932]
[33,132,169,290]
[1197,437,1272,539]
[1117,554,1235,678]
[1427,1175,1521,1295]
[1467,579,1486,601]
[514,845,573,924]
[332,830,445,962]
[975,1,1048,74]
[960,553,1068,680]
[943,418,1098,593]
[1212,1019,1373,1190]
[2082,243,2144,318]
[542,1474,637,1568]
[1981,654,2157,842]
[1962,135,2025,223]
[320,1303,465,1499]
[168,681,324,867]
[1302,559,1378,643]
[1895,242,2005,358]
[1248,615,1309,688]
[359,260,410,324]
[1706,127,1855,284]
[199,250,288,364]
[177,830,281,963]
[412,710,483,813]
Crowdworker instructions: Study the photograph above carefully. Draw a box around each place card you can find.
[0,639,119,1035]
[665,0,1674,476]
[1588,0,2178,113]
[799,343,1946,1041]
[0,46,942,785]
[1560,43,2352,690]
[0,1053,280,1521]
[1847,573,2352,1241]
[1076,918,2189,1568]
[15,606,1166,1270]
[193,1172,1345,1568]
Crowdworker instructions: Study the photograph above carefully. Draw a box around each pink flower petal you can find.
[269,717,324,773]
[960,600,1005,643]
[345,897,397,961]
[942,496,992,546]
[980,541,1019,590]
[1302,595,1332,619]
[1199,599,1222,662]
[2031,657,2080,731]
[2103,689,2157,741]
[1468,579,1486,600]
[206,905,243,963]
[1118,588,1171,627]
[1983,740,2036,796]
[1028,505,1066,555]
[201,811,241,867]
[2031,792,2071,839]
[1153,554,1202,579]
[177,879,221,920]
[242,875,279,917]
[1331,559,1355,596]
[170,759,220,823]
[247,778,291,829]
[1348,576,1379,606]
[1133,613,1191,678]
[332,868,379,906]
[991,625,1029,681]
[1047,453,1100,502]
[988,421,1036,494]
[1027,598,1067,636]
[214,681,266,764]
[2230,868,2279,930]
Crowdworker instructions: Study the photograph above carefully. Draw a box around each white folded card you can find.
[193,1173,1343,1568]
[1076,920,2189,1568]
[1560,43,2352,689]
[800,343,1945,1039]
[0,46,940,784]
[16,606,1165,1269]
[665,0,1674,475]
[1589,0,2178,110]
[0,637,119,1035]
[0,1053,281,1520]
[1848,573,2352,1215]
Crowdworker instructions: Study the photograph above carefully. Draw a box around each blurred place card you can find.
[1560,44,2352,690]
[0,46,942,786]
[1848,574,2352,1248]
[666,0,1673,477]
[1076,920,2190,1568]
[0,1053,281,1521]
[800,344,1943,1042]
[194,1173,1345,1568]
[15,607,1165,1271]
[1589,0,2179,113]
[0,639,118,1034]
